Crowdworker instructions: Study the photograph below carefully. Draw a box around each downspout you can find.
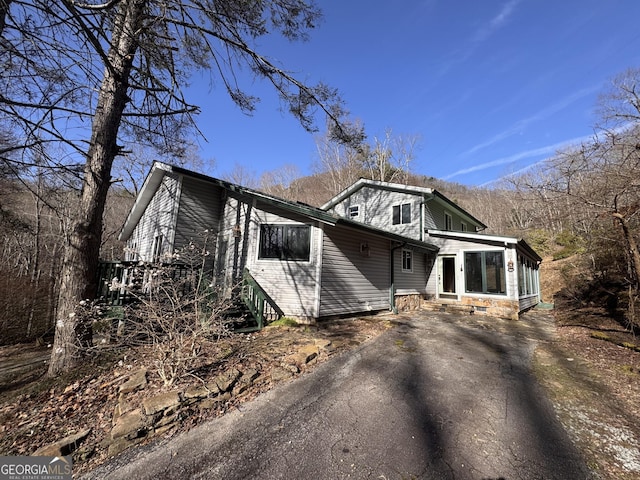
[390,241,407,314]
[420,201,424,242]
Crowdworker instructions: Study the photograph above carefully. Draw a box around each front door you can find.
[439,255,457,299]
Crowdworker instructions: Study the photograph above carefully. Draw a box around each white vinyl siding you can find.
[327,186,422,240]
[395,249,428,294]
[127,173,180,262]
[431,202,465,232]
[319,226,390,317]
[245,208,321,318]
[427,233,518,302]
[174,175,223,251]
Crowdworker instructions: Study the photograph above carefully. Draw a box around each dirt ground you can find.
[533,306,640,479]
[1,307,639,479]
[0,315,392,475]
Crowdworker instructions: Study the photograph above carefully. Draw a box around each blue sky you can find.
[188,0,640,186]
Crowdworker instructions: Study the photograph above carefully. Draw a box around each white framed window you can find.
[348,205,360,218]
[152,235,163,263]
[464,250,506,295]
[402,249,413,272]
[392,203,412,225]
[444,212,453,231]
[461,221,467,232]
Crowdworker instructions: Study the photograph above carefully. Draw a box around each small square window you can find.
[348,205,360,218]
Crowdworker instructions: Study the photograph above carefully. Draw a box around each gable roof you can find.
[119,162,438,252]
[320,178,487,230]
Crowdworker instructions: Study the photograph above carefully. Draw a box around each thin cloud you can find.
[444,133,595,180]
[435,0,522,80]
[462,85,600,157]
[473,0,522,44]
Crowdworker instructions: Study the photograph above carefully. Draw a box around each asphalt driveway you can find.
[84,311,593,480]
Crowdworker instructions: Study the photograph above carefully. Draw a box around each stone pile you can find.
[33,339,331,459]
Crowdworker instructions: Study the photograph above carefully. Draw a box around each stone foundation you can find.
[395,294,423,312]
[423,296,520,320]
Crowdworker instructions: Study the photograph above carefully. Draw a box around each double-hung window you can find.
[444,212,453,231]
[258,224,310,261]
[402,249,413,272]
[152,235,163,263]
[392,203,411,225]
[464,251,506,295]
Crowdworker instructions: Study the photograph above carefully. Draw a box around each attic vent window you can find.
[392,203,411,225]
[348,205,360,218]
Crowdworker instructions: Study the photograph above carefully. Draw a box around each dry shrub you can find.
[115,240,235,386]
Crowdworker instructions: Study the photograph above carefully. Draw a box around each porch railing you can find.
[97,262,283,332]
[240,268,283,331]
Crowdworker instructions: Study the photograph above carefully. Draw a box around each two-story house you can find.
[116,162,540,324]
[321,179,542,318]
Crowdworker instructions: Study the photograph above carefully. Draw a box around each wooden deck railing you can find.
[240,269,283,330]
[97,262,283,332]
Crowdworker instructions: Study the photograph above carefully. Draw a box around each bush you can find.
[524,229,553,257]
[115,238,235,386]
[553,231,586,260]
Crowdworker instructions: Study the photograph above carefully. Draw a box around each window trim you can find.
[444,211,453,231]
[392,203,412,225]
[401,249,413,272]
[348,205,360,218]
[152,234,163,263]
[464,249,506,296]
[257,223,311,262]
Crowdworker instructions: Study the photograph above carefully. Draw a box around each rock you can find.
[119,368,147,394]
[314,339,333,350]
[270,366,294,382]
[154,424,176,436]
[142,391,181,416]
[33,429,91,457]
[107,437,143,457]
[200,392,231,409]
[112,393,133,424]
[240,368,260,382]
[285,344,318,366]
[111,409,147,440]
[234,368,260,395]
[154,411,180,428]
[214,368,241,392]
[184,385,210,399]
[205,382,221,396]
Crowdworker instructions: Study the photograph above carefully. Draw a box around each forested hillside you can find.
[2,69,640,344]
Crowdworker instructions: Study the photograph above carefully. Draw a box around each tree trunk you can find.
[47,0,144,376]
[614,212,640,291]
[0,0,11,35]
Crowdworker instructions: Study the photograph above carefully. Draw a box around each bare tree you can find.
[507,69,640,327]
[1,0,357,375]
[313,125,420,196]
[363,129,421,185]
